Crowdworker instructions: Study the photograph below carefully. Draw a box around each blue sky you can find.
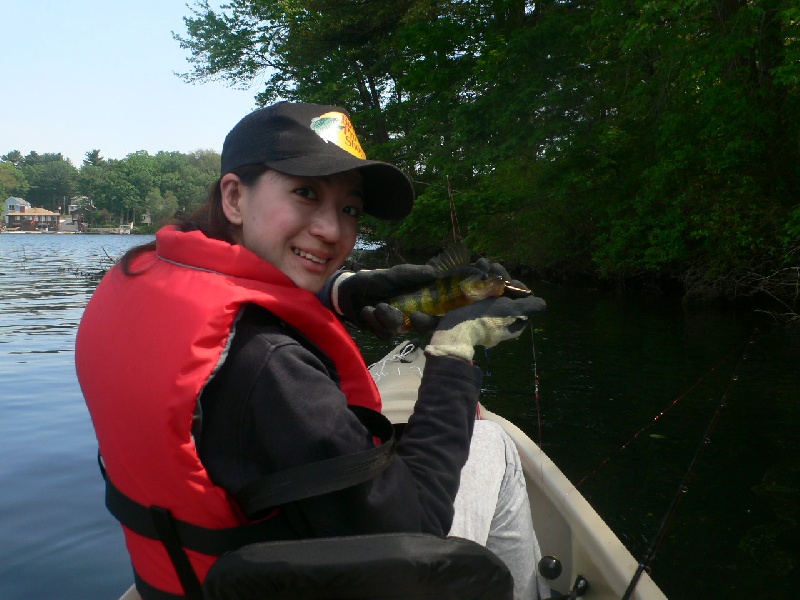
[1,1,259,166]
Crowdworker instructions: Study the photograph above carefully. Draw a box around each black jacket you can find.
[197,304,482,539]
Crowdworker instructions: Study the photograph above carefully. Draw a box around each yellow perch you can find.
[387,244,530,326]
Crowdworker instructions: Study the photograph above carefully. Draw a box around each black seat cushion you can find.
[203,533,513,600]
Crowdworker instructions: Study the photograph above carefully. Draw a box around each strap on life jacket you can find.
[100,406,396,600]
[234,406,396,519]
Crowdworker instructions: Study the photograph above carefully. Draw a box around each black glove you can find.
[425,294,546,361]
[324,265,439,338]
[474,257,510,279]
[358,303,440,338]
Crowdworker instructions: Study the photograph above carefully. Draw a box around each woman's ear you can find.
[220,173,244,225]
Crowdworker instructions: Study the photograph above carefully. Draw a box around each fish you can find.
[387,243,531,328]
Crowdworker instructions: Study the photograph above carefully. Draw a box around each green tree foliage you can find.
[83,149,106,167]
[146,187,181,228]
[6,1,789,303]
[16,152,79,212]
[1,151,24,168]
[176,0,799,288]
[0,160,30,199]
[586,0,800,281]
[154,150,221,215]
[86,150,220,224]
[4,148,220,227]
[175,0,416,148]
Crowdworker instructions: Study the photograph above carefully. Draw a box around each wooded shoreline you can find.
[4,1,798,320]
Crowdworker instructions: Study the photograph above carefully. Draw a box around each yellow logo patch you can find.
[310,112,367,159]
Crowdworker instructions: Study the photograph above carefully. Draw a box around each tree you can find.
[83,149,106,167]
[172,0,800,306]
[175,0,419,148]
[1,150,24,168]
[0,160,30,199]
[146,187,180,227]
[581,0,800,287]
[78,162,111,210]
[154,150,219,214]
[20,153,78,212]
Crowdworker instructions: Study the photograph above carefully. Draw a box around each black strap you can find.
[105,474,297,600]
[103,470,298,556]
[149,506,204,600]
[234,406,397,519]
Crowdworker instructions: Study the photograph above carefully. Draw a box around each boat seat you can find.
[202,532,513,599]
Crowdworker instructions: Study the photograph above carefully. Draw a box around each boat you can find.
[119,340,668,600]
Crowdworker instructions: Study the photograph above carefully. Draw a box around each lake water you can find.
[1,233,797,599]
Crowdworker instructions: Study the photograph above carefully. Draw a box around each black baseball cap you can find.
[220,102,414,220]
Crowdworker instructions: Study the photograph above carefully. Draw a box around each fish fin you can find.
[427,242,472,273]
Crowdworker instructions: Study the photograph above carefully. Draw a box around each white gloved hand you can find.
[425,294,546,362]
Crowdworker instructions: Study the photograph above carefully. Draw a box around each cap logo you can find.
[310,112,366,159]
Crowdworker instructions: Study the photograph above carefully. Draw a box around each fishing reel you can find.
[538,555,589,599]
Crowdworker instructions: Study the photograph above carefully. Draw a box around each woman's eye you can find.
[294,187,317,200]
[343,205,362,218]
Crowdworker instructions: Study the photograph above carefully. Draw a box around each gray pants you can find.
[449,420,550,600]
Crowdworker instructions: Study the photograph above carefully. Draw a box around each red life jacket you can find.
[76,226,382,597]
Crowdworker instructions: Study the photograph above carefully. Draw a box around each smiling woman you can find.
[74,101,550,600]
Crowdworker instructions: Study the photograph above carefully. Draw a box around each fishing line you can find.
[530,324,546,485]
[568,339,746,493]
[530,326,542,445]
[620,335,755,600]
[446,175,462,244]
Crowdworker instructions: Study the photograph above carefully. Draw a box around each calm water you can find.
[1,233,797,599]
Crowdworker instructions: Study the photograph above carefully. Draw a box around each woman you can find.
[76,101,548,599]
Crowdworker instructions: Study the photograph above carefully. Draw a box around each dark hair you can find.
[119,164,271,275]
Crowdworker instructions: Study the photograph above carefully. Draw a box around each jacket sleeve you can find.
[197,309,481,538]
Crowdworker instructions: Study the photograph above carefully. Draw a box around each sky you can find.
[1,1,260,167]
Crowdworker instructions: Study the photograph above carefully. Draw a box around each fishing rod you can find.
[621,335,755,599]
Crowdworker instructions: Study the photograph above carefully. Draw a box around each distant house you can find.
[68,196,95,231]
[4,204,62,231]
[70,207,92,229]
[68,196,92,215]
[3,197,31,217]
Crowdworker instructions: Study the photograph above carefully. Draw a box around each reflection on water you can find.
[1,233,797,599]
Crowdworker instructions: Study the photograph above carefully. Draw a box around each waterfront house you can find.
[68,196,94,230]
[3,205,62,231]
[3,197,31,217]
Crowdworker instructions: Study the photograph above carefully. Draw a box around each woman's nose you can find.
[309,200,341,242]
